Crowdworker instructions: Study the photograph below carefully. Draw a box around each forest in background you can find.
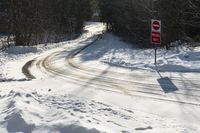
[0,0,94,46]
[0,0,199,48]
[98,0,200,48]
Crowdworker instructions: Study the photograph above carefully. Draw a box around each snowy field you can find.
[0,22,200,133]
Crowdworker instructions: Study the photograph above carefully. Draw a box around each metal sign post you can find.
[155,46,157,65]
[151,19,161,65]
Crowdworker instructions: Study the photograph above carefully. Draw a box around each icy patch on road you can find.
[77,33,200,72]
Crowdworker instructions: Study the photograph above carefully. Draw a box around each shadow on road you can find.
[157,77,178,93]
[156,70,178,93]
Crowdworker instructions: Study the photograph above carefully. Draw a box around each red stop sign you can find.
[152,20,160,31]
[151,19,161,44]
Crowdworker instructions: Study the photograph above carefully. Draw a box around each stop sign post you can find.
[151,20,161,44]
[151,19,161,65]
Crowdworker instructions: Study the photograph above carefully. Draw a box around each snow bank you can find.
[78,33,200,72]
[0,89,198,133]
[0,91,105,133]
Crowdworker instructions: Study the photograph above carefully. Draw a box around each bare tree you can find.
[98,0,200,47]
[0,0,93,46]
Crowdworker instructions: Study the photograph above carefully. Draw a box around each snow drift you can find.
[0,91,105,133]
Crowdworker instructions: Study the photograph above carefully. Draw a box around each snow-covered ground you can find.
[75,33,200,72]
[0,22,200,133]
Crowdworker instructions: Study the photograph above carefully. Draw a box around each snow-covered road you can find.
[0,22,200,133]
[26,33,200,106]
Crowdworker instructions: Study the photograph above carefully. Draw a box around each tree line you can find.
[0,0,199,48]
[0,0,92,46]
[98,0,200,48]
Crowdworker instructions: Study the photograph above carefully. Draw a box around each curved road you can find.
[23,30,200,107]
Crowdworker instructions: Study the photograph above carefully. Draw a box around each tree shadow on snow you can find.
[6,113,35,133]
[78,34,127,62]
[0,78,31,83]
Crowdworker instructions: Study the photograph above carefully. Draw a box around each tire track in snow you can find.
[35,42,200,106]
[22,60,36,79]
[22,33,200,107]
